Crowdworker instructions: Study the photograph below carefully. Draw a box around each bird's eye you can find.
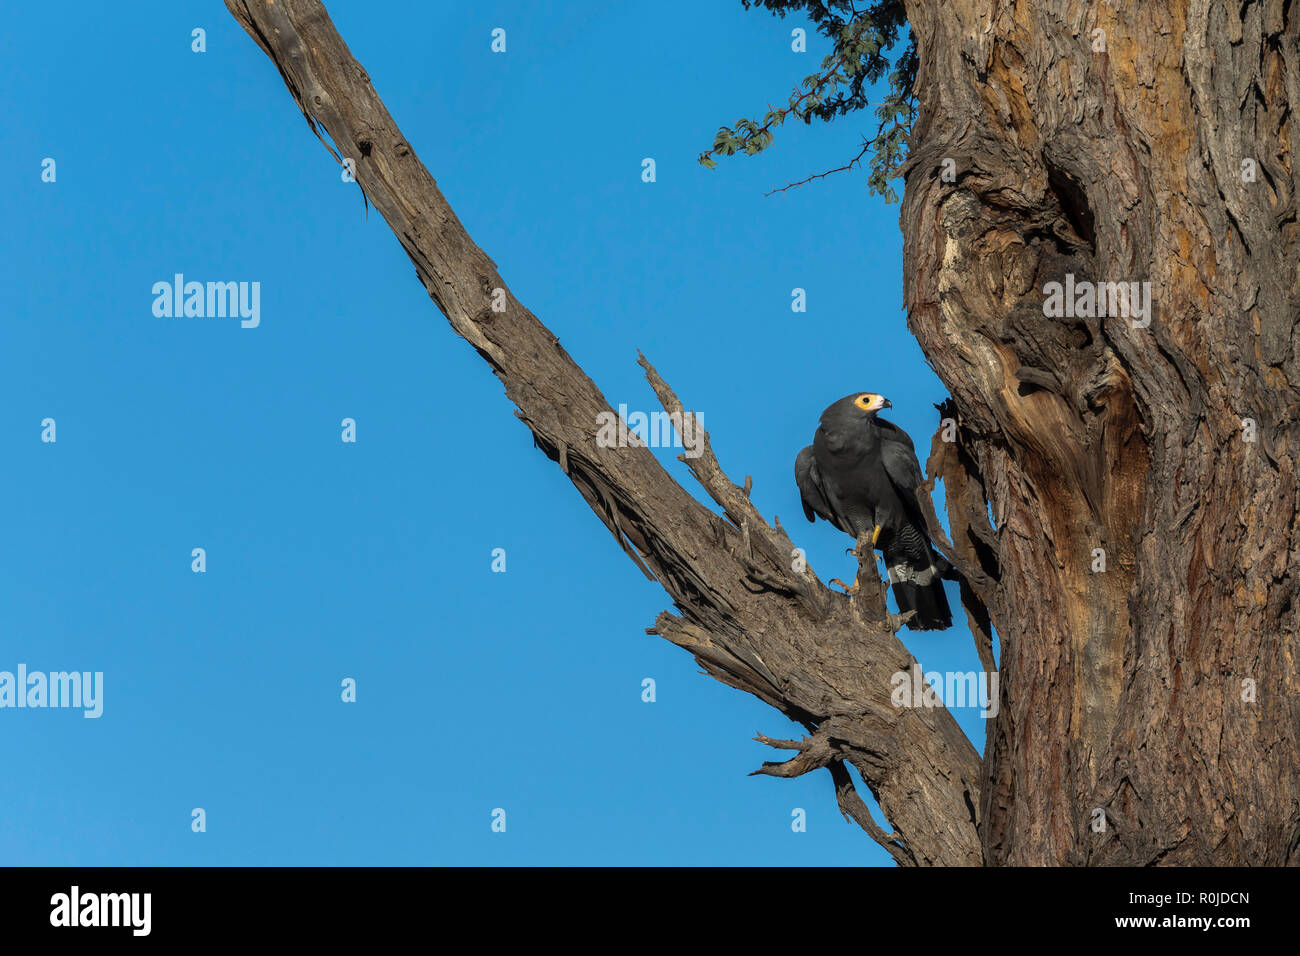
[854,394,875,410]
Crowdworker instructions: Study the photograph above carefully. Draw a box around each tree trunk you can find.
[225,0,1300,865]
[902,0,1300,864]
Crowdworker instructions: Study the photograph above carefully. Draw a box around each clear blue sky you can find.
[0,1,990,865]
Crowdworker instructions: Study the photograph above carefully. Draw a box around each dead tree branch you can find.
[225,0,982,865]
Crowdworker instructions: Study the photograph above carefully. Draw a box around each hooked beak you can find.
[880,397,892,410]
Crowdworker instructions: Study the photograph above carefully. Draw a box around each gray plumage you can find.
[795,393,952,630]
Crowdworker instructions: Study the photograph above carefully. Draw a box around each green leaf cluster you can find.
[701,1,917,202]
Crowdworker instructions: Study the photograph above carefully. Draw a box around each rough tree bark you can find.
[226,0,1299,865]
[902,0,1300,864]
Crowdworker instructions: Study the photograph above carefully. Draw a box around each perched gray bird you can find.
[795,392,953,630]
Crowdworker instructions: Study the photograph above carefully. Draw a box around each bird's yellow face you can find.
[854,393,891,412]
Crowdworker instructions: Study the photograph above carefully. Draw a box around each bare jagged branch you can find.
[225,0,983,866]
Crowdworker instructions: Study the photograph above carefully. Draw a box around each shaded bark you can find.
[902,0,1300,864]
[224,0,981,865]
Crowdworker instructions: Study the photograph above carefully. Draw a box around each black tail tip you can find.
[892,580,953,631]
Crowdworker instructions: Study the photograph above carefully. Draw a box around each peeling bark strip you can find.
[902,0,1300,864]
[225,0,981,865]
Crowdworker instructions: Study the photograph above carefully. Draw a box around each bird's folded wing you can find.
[876,422,926,502]
[794,445,835,523]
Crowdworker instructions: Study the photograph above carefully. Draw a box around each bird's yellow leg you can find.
[872,525,882,546]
